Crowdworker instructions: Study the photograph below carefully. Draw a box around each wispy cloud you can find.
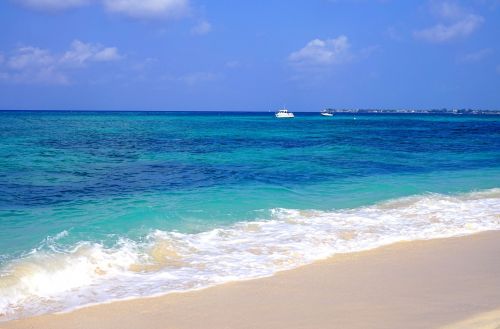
[191,20,212,36]
[15,0,90,11]
[178,72,218,85]
[458,48,492,63]
[0,40,122,85]
[225,60,240,69]
[414,15,483,43]
[414,1,484,43]
[288,36,351,68]
[130,57,157,71]
[386,26,403,41]
[102,0,189,19]
[2,46,69,84]
[15,0,190,19]
[430,1,466,19]
[160,71,219,86]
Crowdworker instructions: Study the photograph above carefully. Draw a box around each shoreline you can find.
[3,230,500,329]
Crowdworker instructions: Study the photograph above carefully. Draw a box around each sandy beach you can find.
[3,230,499,329]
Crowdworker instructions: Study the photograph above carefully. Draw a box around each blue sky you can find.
[0,0,499,111]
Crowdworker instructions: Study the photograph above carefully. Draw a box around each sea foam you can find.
[1,189,499,321]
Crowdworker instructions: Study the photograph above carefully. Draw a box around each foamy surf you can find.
[1,189,499,321]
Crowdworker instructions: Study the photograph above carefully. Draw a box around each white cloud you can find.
[0,40,122,85]
[414,2,484,43]
[191,20,212,36]
[15,0,190,20]
[102,0,189,19]
[93,47,121,61]
[15,0,90,11]
[288,36,351,67]
[61,40,121,65]
[458,48,492,63]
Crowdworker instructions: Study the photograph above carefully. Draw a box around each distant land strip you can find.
[326,109,500,115]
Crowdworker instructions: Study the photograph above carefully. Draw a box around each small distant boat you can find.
[275,109,294,118]
[320,109,334,117]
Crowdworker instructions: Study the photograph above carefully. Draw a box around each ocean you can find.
[0,111,499,320]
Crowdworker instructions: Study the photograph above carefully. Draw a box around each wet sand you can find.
[3,231,500,329]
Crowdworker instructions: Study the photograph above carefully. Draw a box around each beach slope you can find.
[4,231,500,329]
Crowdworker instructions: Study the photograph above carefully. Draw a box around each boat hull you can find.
[275,114,295,118]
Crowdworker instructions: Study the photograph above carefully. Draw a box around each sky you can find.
[0,0,499,111]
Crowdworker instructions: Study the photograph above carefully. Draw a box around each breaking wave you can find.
[1,188,500,321]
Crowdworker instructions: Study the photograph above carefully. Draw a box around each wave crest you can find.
[1,189,499,321]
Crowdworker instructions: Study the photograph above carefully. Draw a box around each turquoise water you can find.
[0,111,499,319]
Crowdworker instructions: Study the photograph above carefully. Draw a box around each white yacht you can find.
[320,109,334,117]
[275,109,294,118]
